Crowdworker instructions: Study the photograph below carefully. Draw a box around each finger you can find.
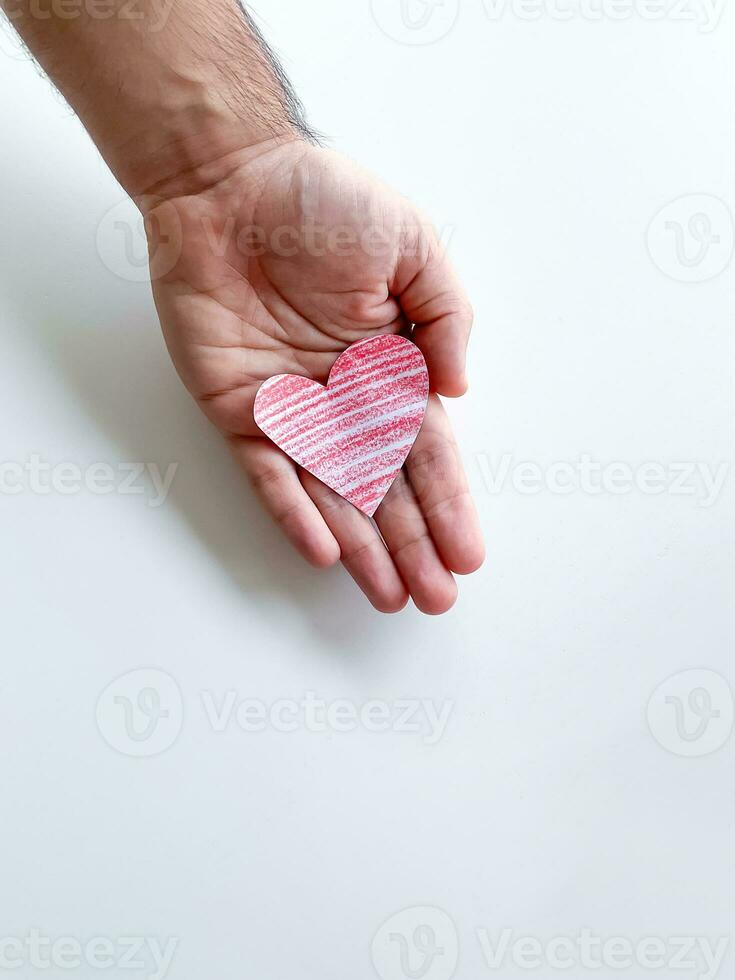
[374,471,457,616]
[392,231,473,398]
[406,396,485,575]
[300,472,409,614]
[230,436,340,568]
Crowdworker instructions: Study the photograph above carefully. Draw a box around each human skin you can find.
[4,0,485,613]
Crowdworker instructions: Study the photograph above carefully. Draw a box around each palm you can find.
[149,141,484,613]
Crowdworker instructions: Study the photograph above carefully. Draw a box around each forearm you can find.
[2,0,313,196]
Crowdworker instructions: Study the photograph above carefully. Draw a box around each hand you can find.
[145,138,485,614]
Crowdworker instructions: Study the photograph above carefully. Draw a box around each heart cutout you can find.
[254,335,429,516]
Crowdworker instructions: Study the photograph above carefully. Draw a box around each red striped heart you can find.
[253,335,429,516]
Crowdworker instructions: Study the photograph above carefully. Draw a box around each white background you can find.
[1,1,734,978]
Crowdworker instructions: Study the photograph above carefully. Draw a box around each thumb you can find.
[392,231,474,397]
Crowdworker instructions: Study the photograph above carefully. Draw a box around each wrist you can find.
[109,93,302,200]
[87,6,313,198]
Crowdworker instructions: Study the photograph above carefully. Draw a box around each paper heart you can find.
[254,335,429,516]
